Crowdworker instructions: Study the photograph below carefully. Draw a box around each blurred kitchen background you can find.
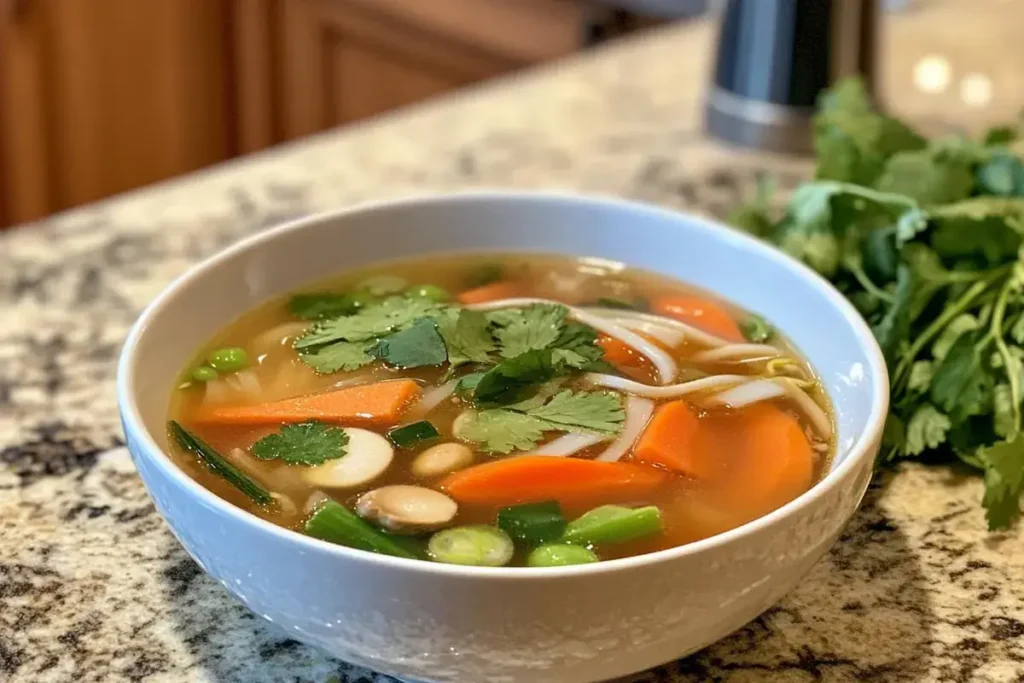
[0,0,1013,229]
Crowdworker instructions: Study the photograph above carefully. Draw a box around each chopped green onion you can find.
[406,284,451,303]
[190,365,218,382]
[387,421,440,449]
[740,315,774,343]
[527,544,599,567]
[358,275,407,296]
[428,525,514,566]
[305,500,418,559]
[562,505,662,546]
[168,421,273,505]
[207,347,249,374]
[497,501,566,543]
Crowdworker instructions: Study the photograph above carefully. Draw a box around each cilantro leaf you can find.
[288,292,361,320]
[975,150,1024,197]
[299,341,374,373]
[295,296,442,348]
[370,318,448,368]
[924,198,1024,266]
[551,321,607,370]
[907,360,934,395]
[904,404,952,456]
[456,410,550,454]
[525,390,624,434]
[875,148,974,206]
[454,371,485,397]
[493,304,567,359]
[871,264,914,364]
[435,309,496,366]
[977,436,1024,529]
[930,334,993,424]
[250,421,348,465]
[474,349,559,405]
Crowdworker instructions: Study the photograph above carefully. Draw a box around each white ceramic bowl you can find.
[118,192,888,683]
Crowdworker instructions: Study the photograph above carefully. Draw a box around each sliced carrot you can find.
[597,335,651,370]
[440,456,670,509]
[725,404,814,512]
[457,281,523,305]
[632,400,713,477]
[192,379,422,427]
[651,295,744,341]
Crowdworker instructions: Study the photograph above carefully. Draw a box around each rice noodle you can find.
[691,344,784,363]
[775,378,833,439]
[408,379,458,419]
[467,298,678,384]
[703,379,786,409]
[271,493,298,517]
[612,318,686,348]
[583,308,731,349]
[253,321,308,354]
[595,396,655,462]
[523,432,608,457]
[226,369,263,395]
[584,373,751,399]
[303,491,330,515]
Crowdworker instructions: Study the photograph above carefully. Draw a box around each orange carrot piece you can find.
[651,295,744,341]
[597,335,650,369]
[728,404,814,511]
[632,400,711,477]
[192,379,422,427]
[457,281,523,305]
[440,456,670,509]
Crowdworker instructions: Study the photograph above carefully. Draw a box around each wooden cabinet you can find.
[0,0,231,226]
[236,0,587,147]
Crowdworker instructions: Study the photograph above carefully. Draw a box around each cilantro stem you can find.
[990,275,1022,438]
[845,258,894,304]
[893,276,998,391]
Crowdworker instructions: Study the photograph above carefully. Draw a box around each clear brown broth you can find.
[168,253,834,564]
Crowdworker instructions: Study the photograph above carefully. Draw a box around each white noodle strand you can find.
[408,379,458,419]
[692,344,784,363]
[595,396,655,462]
[524,432,608,457]
[468,298,678,384]
[703,379,786,409]
[583,308,731,348]
[584,373,751,399]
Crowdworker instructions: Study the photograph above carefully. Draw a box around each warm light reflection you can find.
[960,73,993,107]
[913,55,951,93]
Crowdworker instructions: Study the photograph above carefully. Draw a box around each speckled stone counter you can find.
[3,2,1024,681]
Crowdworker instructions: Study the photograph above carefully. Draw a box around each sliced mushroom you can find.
[355,485,458,533]
[411,442,474,478]
[303,428,393,489]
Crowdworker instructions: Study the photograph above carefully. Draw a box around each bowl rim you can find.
[117,189,889,578]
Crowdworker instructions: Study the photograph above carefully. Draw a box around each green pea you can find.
[406,284,451,303]
[208,347,249,374]
[190,365,218,382]
[527,544,599,567]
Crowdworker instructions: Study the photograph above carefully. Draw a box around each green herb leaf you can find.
[299,340,373,373]
[370,318,448,368]
[875,148,975,206]
[456,409,551,454]
[525,390,624,434]
[977,436,1024,529]
[435,309,496,366]
[473,349,559,405]
[903,404,952,456]
[250,421,348,466]
[296,296,442,348]
[493,304,567,359]
[387,420,440,449]
[976,150,1024,197]
[454,371,485,397]
[288,292,361,320]
[930,334,993,424]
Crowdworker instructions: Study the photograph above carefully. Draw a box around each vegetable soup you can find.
[167,254,834,567]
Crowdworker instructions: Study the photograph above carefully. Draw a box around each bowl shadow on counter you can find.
[158,471,934,683]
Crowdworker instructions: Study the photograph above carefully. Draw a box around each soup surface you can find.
[167,254,833,568]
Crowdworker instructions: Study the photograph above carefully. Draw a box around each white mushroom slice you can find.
[411,442,474,478]
[355,485,458,533]
[302,428,394,489]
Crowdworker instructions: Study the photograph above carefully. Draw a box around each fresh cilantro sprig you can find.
[729,76,1024,529]
[250,421,349,466]
[457,390,625,454]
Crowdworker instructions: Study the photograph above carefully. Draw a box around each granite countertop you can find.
[3,2,1024,681]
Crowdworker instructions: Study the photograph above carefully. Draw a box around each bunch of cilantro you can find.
[290,293,625,455]
[729,78,1024,529]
